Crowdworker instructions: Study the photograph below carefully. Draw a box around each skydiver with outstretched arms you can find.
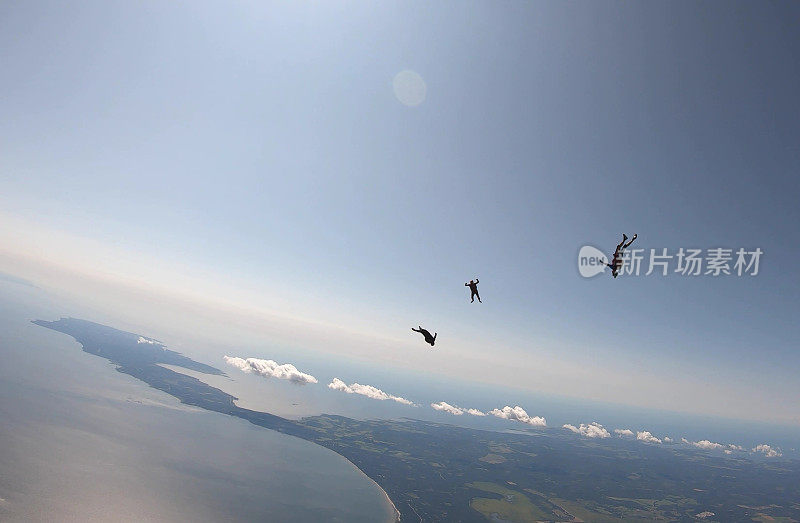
[606,233,637,278]
[465,278,481,303]
[412,326,437,346]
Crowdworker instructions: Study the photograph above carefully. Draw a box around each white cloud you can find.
[430,402,485,416]
[328,378,414,405]
[663,436,673,443]
[614,428,634,437]
[692,440,724,450]
[224,356,318,384]
[431,401,463,415]
[137,336,159,345]
[752,444,782,458]
[489,405,546,427]
[685,440,745,452]
[636,431,662,444]
[563,422,610,438]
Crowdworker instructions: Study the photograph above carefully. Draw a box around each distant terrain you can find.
[34,318,800,522]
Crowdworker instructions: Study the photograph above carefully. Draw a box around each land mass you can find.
[34,318,800,522]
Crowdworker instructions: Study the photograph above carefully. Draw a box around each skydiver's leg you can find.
[622,234,637,249]
[475,291,481,303]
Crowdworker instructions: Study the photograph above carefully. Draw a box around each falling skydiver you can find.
[412,326,437,346]
[465,278,481,303]
[606,233,637,278]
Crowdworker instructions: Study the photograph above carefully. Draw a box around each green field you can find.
[468,482,551,522]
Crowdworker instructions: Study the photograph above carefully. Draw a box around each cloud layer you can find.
[489,405,546,427]
[329,378,413,405]
[563,422,610,438]
[222,356,785,461]
[224,356,318,384]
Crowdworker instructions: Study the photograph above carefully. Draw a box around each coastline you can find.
[160,363,401,521]
[343,457,401,523]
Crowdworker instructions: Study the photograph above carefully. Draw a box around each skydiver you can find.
[465,278,481,303]
[606,233,637,278]
[412,326,437,346]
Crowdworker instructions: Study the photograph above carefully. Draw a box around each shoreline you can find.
[343,456,401,523]
[160,363,401,521]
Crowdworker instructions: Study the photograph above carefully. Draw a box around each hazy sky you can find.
[1,1,798,423]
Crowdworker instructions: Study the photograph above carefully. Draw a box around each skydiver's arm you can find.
[475,279,479,284]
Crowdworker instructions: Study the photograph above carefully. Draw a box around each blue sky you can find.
[1,1,798,424]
